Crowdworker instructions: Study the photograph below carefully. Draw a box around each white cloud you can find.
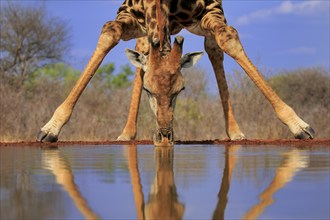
[236,0,328,25]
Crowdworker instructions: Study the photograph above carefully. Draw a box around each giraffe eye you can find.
[143,87,152,95]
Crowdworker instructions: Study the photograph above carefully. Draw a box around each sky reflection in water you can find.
[0,145,329,219]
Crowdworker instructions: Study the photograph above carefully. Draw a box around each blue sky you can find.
[3,1,329,93]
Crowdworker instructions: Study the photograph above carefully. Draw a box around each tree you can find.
[112,64,135,89]
[269,68,329,109]
[27,63,80,91]
[26,62,134,94]
[93,63,134,90]
[0,2,70,83]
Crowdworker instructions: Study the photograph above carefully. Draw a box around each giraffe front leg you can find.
[37,21,123,142]
[117,68,143,140]
[117,37,149,141]
[204,37,245,140]
[212,25,314,139]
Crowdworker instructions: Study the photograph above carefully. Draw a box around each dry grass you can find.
[229,67,330,139]
[1,67,329,142]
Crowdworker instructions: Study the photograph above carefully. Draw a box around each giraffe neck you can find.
[145,0,171,53]
[117,0,227,47]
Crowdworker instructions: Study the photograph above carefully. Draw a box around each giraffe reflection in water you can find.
[125,145,239,220]
[212,145,240,220]
[126,146,184,220]
[41,146,309,219]
[42,148,100,220]
[146,147,185,219]
[126,146,309,220]
[243,149,309,220]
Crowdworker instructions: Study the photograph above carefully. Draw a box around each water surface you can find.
[1,145,329,219]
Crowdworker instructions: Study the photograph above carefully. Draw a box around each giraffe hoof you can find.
[37,130,58,142]
[230,133,246,141]
[294,126,315,139]
[117,133,136,141]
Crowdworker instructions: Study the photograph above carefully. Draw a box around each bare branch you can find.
[0,2,70,82]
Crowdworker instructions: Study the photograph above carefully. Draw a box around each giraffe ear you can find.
[125,49,147,69]
[180,51,204,68]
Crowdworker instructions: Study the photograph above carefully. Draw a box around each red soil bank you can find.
[1,139,329,147]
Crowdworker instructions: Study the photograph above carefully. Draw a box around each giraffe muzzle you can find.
[154,128,174,147]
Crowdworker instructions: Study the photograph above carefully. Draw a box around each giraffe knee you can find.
[215,26,244,59]
[204,37,224,61]
[97,21,123,52]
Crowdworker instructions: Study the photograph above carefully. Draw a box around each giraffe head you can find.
[126,36,203,147]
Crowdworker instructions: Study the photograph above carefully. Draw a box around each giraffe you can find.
[37,0,315,147]
[123,36,203,147]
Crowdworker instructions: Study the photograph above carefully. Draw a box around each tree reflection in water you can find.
[1,147,66,219]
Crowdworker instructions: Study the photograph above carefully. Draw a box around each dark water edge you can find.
[1,145,329,219]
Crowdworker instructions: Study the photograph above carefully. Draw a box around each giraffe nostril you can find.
[167,131,173,141]
[157,131,162,142]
